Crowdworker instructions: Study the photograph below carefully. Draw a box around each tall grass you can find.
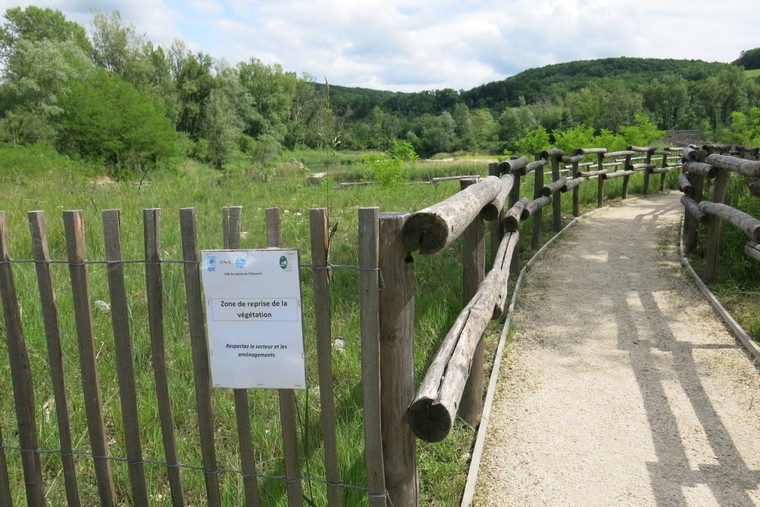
[0,150,490,505]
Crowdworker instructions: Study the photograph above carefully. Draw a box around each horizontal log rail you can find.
[705,153,760,177]
[562,177,585,192]
[521,196,552,220]
[481,174,514,221]
[541,177,567,197]
[697,201,760,242]
[681,195,709,224]
[601,170,634,180]
[504,198,528,232]
[401,176,502,254]
[683,161,718,179]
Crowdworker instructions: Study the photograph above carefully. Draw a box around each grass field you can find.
[0,144,756,505]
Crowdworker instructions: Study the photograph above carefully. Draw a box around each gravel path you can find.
[474,193,760,506]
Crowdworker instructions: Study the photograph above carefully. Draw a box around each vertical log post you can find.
[0,211,46,507]
[358,207,387,507]
[102,210,149,506]
[684,173,704,254]
[508,172,522,274]
[265,208,304,507]
[28,211,81,507]
[222,206,262,507]
[63,210,118,507]
[569,158,581,217]
[532,157,544,249]
[379,213,418,507]
[488,163,502,267]
[596,152,605,208]
[179,208,221,506]
[548,150,563,232]
[704,170,729,283]
[142,209,186,506]
[659,152,668,192]
[622,154,633,199]
[459,180,485,428]
[642,149,654,195]
[309,208,342,507]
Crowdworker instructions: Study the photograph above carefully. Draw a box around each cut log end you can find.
[401,213,449,254]
[406,398,454,443]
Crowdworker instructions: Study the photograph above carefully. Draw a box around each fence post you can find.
[532,156,544,249]
[28,211,81,506]
[63,210,118,507]
[102,209,150,506]
[548,150,563,231]
[265,207,304,507]
[704,169,729,283]
[0,211,46,507]
[596,152,605,207]
[309,208,342,507]
[180,208,221,506]
[142,209,186,506]
[488,163,502,267]
[460,180,485,428]
[358,207,387,507]
[222,206,263,507]
[622,153,633,199]
[508,171,522,274]
[0,422,10,507]
[642,149,654,195]
[379,212,418,507]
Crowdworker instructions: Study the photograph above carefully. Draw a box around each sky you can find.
[1,0,758,92]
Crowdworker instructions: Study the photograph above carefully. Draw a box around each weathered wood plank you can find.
[746,242,760,263]
[28,211,81,507]
[683,161,717,179]
[401,176,502,254]
[63,210,117,507]
[0,422,10,507]
[379,213,418,505]
[309,208,342,507]
[492,232,520,320]
[0,211,46,507]
[265,208,304,507]
[561,177,585,192]
[222,205,262,507]
[678,173,693,197]
[142,209,186,506]
[498,156,530,174]
[602,170,635,180]
[358,207,387,507]
[521,196,552,221]
[179,207,221,506]
[541,176,567,197]
[102,209,149,506]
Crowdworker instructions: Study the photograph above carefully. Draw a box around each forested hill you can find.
[321,57,732,120]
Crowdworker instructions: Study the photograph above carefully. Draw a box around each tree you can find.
[733,48,760,70]
[57,68,176,174]
[0,6,91,63]
[643,74,689,129]
[170,41,215,139]
[201,87,244,169]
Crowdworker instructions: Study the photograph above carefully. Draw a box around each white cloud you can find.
[0,0,757,91]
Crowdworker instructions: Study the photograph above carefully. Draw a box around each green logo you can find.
[279,255,288,269]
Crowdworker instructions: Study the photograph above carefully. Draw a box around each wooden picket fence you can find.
[0,144,693,506]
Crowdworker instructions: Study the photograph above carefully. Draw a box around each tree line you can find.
[1,6,760,176]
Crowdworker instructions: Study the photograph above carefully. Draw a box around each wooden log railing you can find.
[679,145,760,283]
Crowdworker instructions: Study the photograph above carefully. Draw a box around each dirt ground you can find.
[474,193,760,506]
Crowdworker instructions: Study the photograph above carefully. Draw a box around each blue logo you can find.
[208,255,216,272]
[279,255,288,269]
[235,257,246,269]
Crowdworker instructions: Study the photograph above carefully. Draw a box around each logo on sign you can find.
[235,257,246,269]
[279,255,288,270]
[208,255,216,272]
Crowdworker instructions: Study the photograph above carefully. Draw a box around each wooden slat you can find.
[704,171,729,283]
[63,210,117,506]
[142,209,186,506]
[102,209,149,506]
[222,206,262,507]
[265,208,304,507]
[0,211,45,506]
[28,211,81,506]
[309,208,342,506]
[179,207,221,506]
[379,212,418,506]
[358,207,387,507]
[0,421,11,507]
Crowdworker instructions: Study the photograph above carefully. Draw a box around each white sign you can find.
[200,249,306,389]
